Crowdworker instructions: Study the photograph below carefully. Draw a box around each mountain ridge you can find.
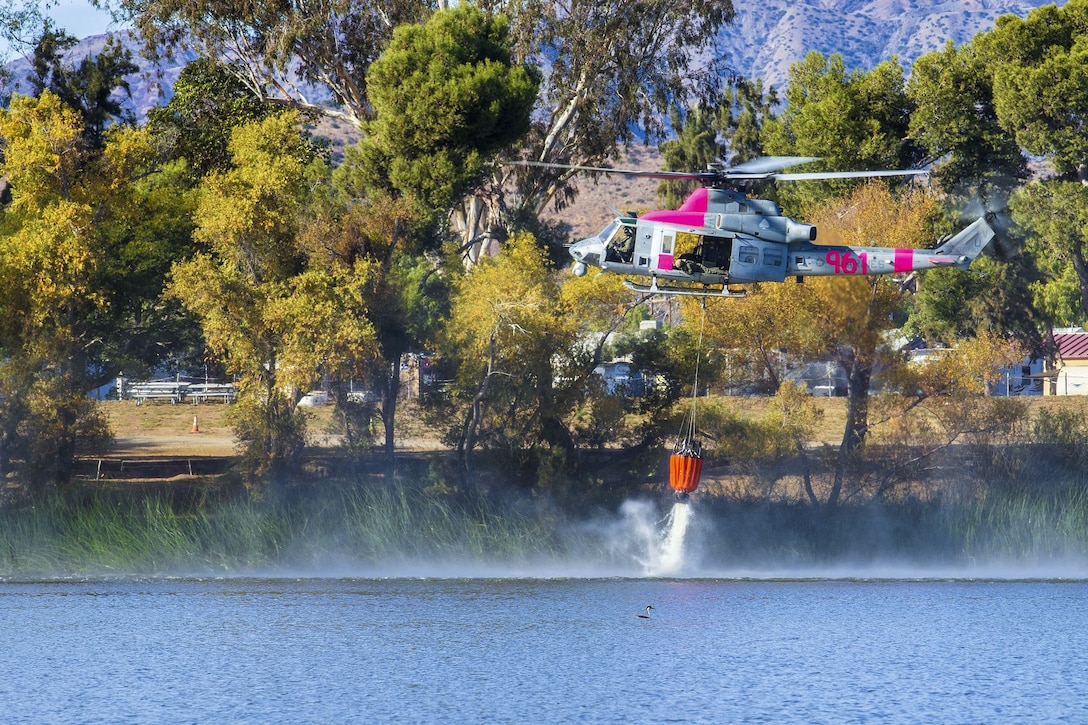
[720,0,1065,91]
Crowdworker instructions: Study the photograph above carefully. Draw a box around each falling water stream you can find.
[646,501,693,576]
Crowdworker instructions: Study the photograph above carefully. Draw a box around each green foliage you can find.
[147,57,280,179]
[1011,181,1088,326]
[1032,407,1088,447]
[28,25,139,149]
[983,0,1088,178]
[762,53,920,213]
[442,231,570,473]
[0,92,191,489]
[907,39,1026,195]
[356,5,538,211]
[170,112,381,482]
[658,102,724,208]
[0,484,566,575]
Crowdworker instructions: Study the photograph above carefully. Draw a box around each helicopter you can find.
[529,156,997,296]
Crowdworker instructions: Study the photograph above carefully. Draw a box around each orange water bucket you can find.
[669,452,703,494]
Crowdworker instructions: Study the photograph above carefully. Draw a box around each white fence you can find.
[122,379,236,405]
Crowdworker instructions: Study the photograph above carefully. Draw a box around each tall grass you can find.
[6,462,1088,576]
[0,485,569,577]
[943,478,1088,561]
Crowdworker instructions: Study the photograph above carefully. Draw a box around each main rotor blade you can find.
[773,169,930,181]
[507,159,929,184]
[509,160,719,181]
[727,156,820,174]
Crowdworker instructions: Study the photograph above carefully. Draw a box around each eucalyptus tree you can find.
[108,0,436,127]
[482,0,735,218]
[0,0,45,90]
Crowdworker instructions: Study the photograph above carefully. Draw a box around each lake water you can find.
[2,575,1087,723]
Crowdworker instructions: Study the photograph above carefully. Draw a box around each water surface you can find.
[2,576,1085,723]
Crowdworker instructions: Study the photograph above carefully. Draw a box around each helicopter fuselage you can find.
[569,187,994,294]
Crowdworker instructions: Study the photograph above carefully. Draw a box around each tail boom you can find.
[787,218,996,278]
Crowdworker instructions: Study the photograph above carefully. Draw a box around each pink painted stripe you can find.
[642,210,707,225]
[658,254,674,271]
[893,248,914,273]
[677,187,709,213]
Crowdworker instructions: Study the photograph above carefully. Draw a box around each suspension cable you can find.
[675,299,707,455]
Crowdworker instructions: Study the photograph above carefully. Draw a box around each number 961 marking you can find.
[826,249,868,275]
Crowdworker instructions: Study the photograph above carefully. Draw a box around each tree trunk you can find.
[1070,243,1088,323]
[382,358,401,472]
[828,352,873,508]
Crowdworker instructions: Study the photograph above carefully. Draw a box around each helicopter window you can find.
[600,220,621,244]
[763,249,784,267]
[661,232,675,255]
[738,245,758,264]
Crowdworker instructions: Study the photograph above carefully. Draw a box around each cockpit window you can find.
[599,220,621,243]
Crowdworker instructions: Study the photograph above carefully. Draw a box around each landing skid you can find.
[624,279,747,298]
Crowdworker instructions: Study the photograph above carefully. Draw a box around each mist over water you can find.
[6,478,1088,580]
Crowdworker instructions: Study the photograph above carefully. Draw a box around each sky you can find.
[2,0,121,59]
[48,0,118,39]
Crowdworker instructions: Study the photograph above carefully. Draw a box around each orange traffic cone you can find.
[191,415,200,433]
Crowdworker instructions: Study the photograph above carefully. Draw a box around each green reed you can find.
[0,485,568,576]
[944,483,1088,560]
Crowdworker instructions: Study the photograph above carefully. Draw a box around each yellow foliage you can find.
[807,183,940,351]
[0,92,84,208]
[446,231,562,364]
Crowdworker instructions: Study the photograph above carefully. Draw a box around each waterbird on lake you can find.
[637,605,654,619]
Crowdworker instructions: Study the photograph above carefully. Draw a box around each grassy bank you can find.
[0,483,570,576]
[5,467,1088,576]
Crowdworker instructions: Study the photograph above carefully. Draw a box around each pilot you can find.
[607,226,635,263]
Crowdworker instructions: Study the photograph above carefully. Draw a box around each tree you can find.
[907,39,1027,197]
[1010,181,1088,327]
[27,24,138,149]
[352,4,538,214]
[983,0,1088,183]
[906,37,1041,351]
[657,102,725,209]
[441,231,569,477]
[718,78,779,166]
[113,0,434,127]
[682,282,823,394]
[762,53,921,215]
[169,112,380,483]
[487,0,734,216]
[328,5,538,464]
[446,0,734,260]
[972,0,1088,325]
[805,183,940,506]
[0,91,170,491]
[147,57,279,179]
[0,1,47,93]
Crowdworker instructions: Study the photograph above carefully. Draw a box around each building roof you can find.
[1055,332,1088,360]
